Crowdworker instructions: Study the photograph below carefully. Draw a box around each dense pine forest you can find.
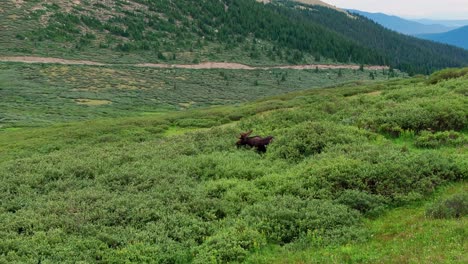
[290,3,468,74]
[1,0,468,73]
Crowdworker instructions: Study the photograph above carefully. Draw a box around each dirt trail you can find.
[0,56,106,66]
[0,56,389,70]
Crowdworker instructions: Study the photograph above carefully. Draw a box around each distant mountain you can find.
[414,19,468,28]
[347,9,455,35]
[418,26,468,50]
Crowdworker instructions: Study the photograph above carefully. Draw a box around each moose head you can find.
[236,130,273,153]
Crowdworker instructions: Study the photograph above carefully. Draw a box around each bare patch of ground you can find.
[0,56,106,66]
[175,62,256,70]
[115,84,144,90]
[72,88,98,92]
[350,90,383,99]
[256,0,352,16]
[136,63,171,68]
[75,99,112,106]
[12,0,24,8]
[0,56,389,70]
[366,91,382,96]
[179,101,197,108]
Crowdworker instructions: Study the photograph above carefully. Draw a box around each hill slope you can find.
[418,26,468,50]
[1,0,468,74]
[0,61,392,128]
[0,69,466,263]
[0,0,380,66]
[347,9,455,35]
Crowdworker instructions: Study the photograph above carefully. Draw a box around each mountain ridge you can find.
[347,9,455,35]
[418,26,468,50]
[415,18,468,27]
[257,0,345,13]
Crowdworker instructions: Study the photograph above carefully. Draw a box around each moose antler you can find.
[239,130,253,138]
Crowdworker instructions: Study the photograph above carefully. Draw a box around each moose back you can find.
[236,130,273,153]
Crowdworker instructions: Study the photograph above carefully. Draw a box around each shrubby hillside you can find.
[1,0,468,73]
[0,69,466,263]
[0,62,393,128]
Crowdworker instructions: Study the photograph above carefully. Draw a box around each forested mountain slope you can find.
[295,4,468,74]
[1,0,468,74]
[0,0,376,66]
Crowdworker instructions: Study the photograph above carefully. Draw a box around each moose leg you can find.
[257,145,266,153]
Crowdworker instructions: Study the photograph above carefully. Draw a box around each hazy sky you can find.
[322,0,468,19]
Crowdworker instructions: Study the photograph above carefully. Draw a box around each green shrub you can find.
[359,97,467,133]
[189,179,265,220]
[175,118,220,128]
[415,131,467,148]
[336,190,388,216]
[297,145,464,204]
[241,196,361,244]
[101,239,192,264]
[427,68,468,84]
[426,193,468,219]
[377,123,403,137]
[238,107,324,132]
[268,122,372,161]
[184,153,270,180]
[193,221,266,263]
[421,99,467,131]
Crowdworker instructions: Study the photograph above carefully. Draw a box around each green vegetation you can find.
[247,183,467,263]
[427,67,468,84]
[426,192,468,219]
[1,0,468,73]
[0,62,392,128]
[292,3,468,74]
[1,1,466,261]
[0,68,466,263]
[415,131,467,148]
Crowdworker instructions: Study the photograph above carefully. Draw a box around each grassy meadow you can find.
[0,67,466,263]
[0,62,392,128]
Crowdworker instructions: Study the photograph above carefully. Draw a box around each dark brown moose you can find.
[236,130,274,153]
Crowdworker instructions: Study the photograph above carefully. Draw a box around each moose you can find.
[236,130,274,153]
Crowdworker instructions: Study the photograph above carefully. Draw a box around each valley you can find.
[0,0,466,263]
[0,60,393,128]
